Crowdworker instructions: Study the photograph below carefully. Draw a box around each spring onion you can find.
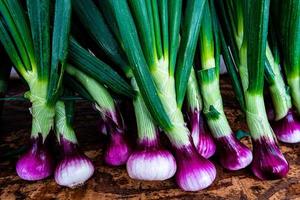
[108,0,216,191]
[54,99,94,188]
[275,0,300,115]
[197,1,252,171]
[217,0,289,179]
[66,41,132,166]
[186,68,216,159]
[73,0,177,180]
[0,0,71,180]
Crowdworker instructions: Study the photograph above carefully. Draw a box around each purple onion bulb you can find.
[16,136,54,181]
[175,144,216,191]
[54,138,94,188]
[104,132,132,166]
[216,133,253,171]
[272,109,300,143]
[189,111,216,158]
[251,137,289,180]
[126,140,176,181]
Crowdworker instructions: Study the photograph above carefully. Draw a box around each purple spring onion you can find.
[54,101,94,187]
[215,133,253,171]
[127,85,176,181]
[186,68,216,159]
[188,109,216,158]
[102,110,132,166]
[55,137,94,187]
[16,135,54,181]
[251,137,289,180]
[175,144,216,191]
[127,137,177,181]
[272,109,300,143]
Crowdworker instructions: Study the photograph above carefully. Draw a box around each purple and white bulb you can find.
[272,109,300,143]
[102,111,132,166]
[251,137,289,180]
[215,133,253,171]
[127,135,176,181]
[16,135,54,181]
[54,137,94,188]
[188,109,216,158]
[175,143,216,191]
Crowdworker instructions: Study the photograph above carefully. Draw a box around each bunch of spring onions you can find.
[0,0,72,181]
[217,0,290,179]
[0,0,299,192]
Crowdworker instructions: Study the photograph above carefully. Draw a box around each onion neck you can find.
[151,59,190,147]
[245,92,276,140]
[131,78,159,147]
[26,79,55,140]
[200,76,232,138]
[287,76,300,114]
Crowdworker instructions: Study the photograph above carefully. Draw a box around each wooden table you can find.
[0,77,299,200]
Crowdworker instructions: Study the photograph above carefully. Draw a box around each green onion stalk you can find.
[73,0,177,181]
[54,96,94,188]
[197,1,252,171]
[275,0,300,115]
[265,29,300,143]
[186,68,216,159]
[0,0,71,181]
[66,40,133,167]
[107,0,217,191]
[217,0,289,179]
[217,0,299,144]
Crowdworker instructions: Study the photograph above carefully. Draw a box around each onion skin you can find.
[251,137,289,180]
[105,132,132,166]
[102,110,132,166]
[126,139,176,181]
[16,136,54,181]
[54,138,94,188]
[188,109,216,158]
[216,133,253,171]
[272,109,300,143]
[175,144,216,191]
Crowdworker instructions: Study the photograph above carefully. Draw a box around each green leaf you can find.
[278,0,300,78]
[168,0,182,76]
[175,0,206,108]
[151,0,163,59]
[64,74,94,102]
[1,0,35,72]
[247,0,270,94]
[0,19,27,77]
[68,38,135,98]
[219,24,246,111]
[108,0,173,131]
[47,0,72,105]
[158,0,169,59]
[26,0,50,80]
[128,0,157,69]
[73,0,130,75]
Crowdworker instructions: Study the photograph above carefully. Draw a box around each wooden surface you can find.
[0,77,299,200]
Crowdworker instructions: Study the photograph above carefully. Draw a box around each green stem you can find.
[245,92,275,140]
[186,68,202,111]
[26,76,54,140]
[266,45,291,120]
[55,101,77,143]
[198,70,232,138]
[151,59,190,146]
[288,76,300,113]
[66,65,115,112]
[131,79,158,142]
